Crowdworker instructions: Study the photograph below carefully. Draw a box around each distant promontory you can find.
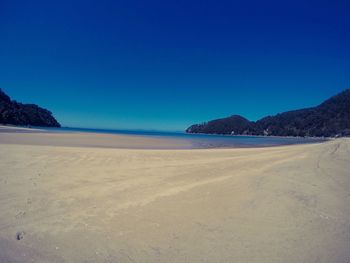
[186,89,350,137]
[0,89,61,127]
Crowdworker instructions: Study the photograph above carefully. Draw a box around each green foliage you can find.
[187,90,350,137]
[0,89,61,127]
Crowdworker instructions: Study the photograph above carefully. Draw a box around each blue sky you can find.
[0,0,349,131]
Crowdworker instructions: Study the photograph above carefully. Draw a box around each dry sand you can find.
[0,131,350,262]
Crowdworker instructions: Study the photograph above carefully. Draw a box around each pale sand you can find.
[0,132,350,262]
[0,125,46,131]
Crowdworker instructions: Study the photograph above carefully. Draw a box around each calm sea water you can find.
[43,127,325,149]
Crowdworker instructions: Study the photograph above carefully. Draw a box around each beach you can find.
[1,129,350,262]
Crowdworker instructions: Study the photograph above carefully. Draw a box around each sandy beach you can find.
[1,130,350,263]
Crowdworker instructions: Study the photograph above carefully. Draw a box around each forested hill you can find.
[0,89,61,127]
[186,89,350,137]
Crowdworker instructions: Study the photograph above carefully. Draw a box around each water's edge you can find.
[37,126,328,149]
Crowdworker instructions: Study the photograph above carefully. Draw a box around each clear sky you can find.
[0,0,349,131]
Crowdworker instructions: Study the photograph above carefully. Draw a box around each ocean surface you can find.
[41,127,325,149]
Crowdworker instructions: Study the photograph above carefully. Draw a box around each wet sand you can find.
[0,130,350,262]
[0,126,194,149]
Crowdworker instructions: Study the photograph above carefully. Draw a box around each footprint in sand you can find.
[16,231,25,240]
[15,211,26,219]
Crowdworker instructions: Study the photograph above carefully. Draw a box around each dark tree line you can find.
[186,89,350,137]
[0,89,61,127]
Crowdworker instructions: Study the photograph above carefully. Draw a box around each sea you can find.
[41,127,325,149]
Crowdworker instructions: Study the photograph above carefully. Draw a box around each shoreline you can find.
[0,125,327,150]
[0,124,330,139]
[185,130,333,140]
